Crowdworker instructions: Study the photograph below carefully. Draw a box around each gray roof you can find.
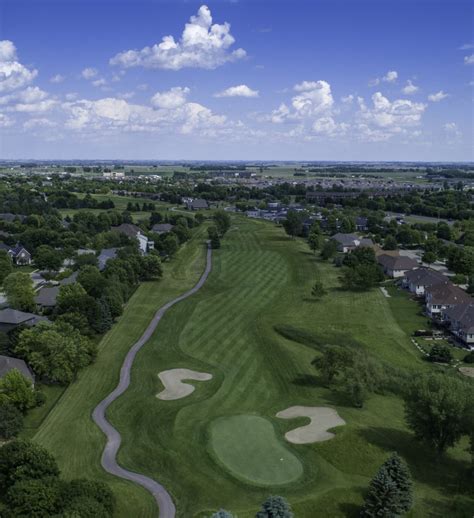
[332,233,373,248]
[0,355,34,383]
[98,248,118,271]
[187,199,208,209]
[151,223,174,234]
[426,282,471,306]
[0,308,37,325]
[112,223,142,239]
[35,286,60,307]
[404,267,445,287]
[444,303,474,333]
[0,213,26,223]
[377,254,419,271]
[60,271,78,285]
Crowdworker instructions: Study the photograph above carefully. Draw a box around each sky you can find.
[0,0,473,161]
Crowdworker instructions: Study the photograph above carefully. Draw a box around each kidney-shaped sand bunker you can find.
[156,368,213,400]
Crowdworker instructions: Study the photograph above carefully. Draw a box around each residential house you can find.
[377,254,419,278]
[355,216,369,231]
[35,286,60,311]
[0,243,32,265]
[331,233,374,253]
[0,308,47,333]
[112,224,154,254]
[98,248,118,271]
[151,223,174,235]
[0,213,26,223]
[185,199,209,211]
[0,355,35,384]
[442,303,474,347]
[402,267,446,296]
[424,282,471,318]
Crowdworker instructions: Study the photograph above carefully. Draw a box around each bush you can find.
[428,344,453,363]
[463,351,474,364]
[0,403,24,439]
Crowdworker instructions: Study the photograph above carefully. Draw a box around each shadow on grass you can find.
[360,426,472,496]
[292,374,320,387]
[338,501,362,518]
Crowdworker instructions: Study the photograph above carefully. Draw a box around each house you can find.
[331,233,374,253]
[35,286,60,311]
[185,199,209,211]
[424,282,471,318]
[377,254,419,278]
[151,223,174,235]
[0,355,35,384]
[98,248,118,271]
[355,216,369,231]
[112,224,154,254]
[0,213,26,223]
[103,171,125,179]
[0,308,47,333]
[0,243,32,265]
[60,271,78,286]
[402,267,446,296]
[442,303,474,347]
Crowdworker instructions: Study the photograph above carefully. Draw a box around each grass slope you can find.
[106,217,472,517]
[33,225,210,517]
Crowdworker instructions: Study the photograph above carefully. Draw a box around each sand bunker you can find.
[156,368,212,400]
[459,366,474,378]
[276,406,346,444]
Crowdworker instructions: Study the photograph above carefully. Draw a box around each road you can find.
[92,243,212,518]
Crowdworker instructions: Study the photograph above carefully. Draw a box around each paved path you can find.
[92,243,212,518]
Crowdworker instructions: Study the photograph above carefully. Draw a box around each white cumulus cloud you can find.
[402,80,419,95]
[109,5,246,70]
[150,86,190,109]
[369,70,398,87]
[50,74,65,83]
[0,40,38,93]
[214,84,259,98]
[464,54,474,65]
[428,90,448,102]
[81,67,98,79]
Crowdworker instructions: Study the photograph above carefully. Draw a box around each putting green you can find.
[209,415,303,486]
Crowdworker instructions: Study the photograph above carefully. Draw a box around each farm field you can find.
[32,224,210,517]
[102,217,472,517]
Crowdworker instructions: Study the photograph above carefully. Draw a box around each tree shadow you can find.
[360,426,472,495]
[291,373,320,387]
[338,502,362,518]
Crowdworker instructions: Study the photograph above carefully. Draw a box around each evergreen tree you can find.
[360,467,401,517]
[92,297,113,334]
[256,495,293,518]
[211,510,234,518]
[383,453,413,514]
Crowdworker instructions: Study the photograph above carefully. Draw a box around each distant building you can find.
[35,286,60,311]
[0,355,35,384]
[377,254,419,278]
[0,213,26,223]
[355,216,369,231]
[0,308,48,333]
[331,233,374,253]
[402,267,446,296]
[98,248,118,271]
[151,223,174,235]
[103,171,125,179]
[0,243,31,265]
[185,199,209,211]
[112,224,154,254]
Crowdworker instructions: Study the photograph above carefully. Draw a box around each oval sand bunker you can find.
[157,368,212,400]
[276,406,345,444]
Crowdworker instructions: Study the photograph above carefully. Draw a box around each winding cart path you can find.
[92,243,212,518]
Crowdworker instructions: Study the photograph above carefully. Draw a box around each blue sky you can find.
[0,0,472,160]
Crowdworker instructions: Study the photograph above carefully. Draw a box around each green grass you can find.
[104,217,472,517]
[33,225,210,517]
[33,217,473,518]
[209,415,303,486]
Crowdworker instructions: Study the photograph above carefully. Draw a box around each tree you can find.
[34,245,62,271]
[422,251,437,265]
[321,239,337,260]
[15,322,96,384]
[213,210,231,236]
[140,254,163,280]
[5,477,61,516]
[90,298,113,334]
[3,272,35,312]
[383,235,397,250]
[404,373,472,454]
[312,346,352,385]
[360,466,401,517]
[0,369,36,412]
[57,282,94,317]
[308,230,322,253]
[0,439,59,490]
[341,263,383,291]
[77,265,108,298]
[382,453,413,514]
[61,479,115,517]
[161,233,179,257]
[344,377,368,408]
[311,280,327,299]
[0,249,12,284]
[283,210,303,238]
[256,496,293,518]
[0,402,24,439]
[208,226,221,249]
[428,344,452,363]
